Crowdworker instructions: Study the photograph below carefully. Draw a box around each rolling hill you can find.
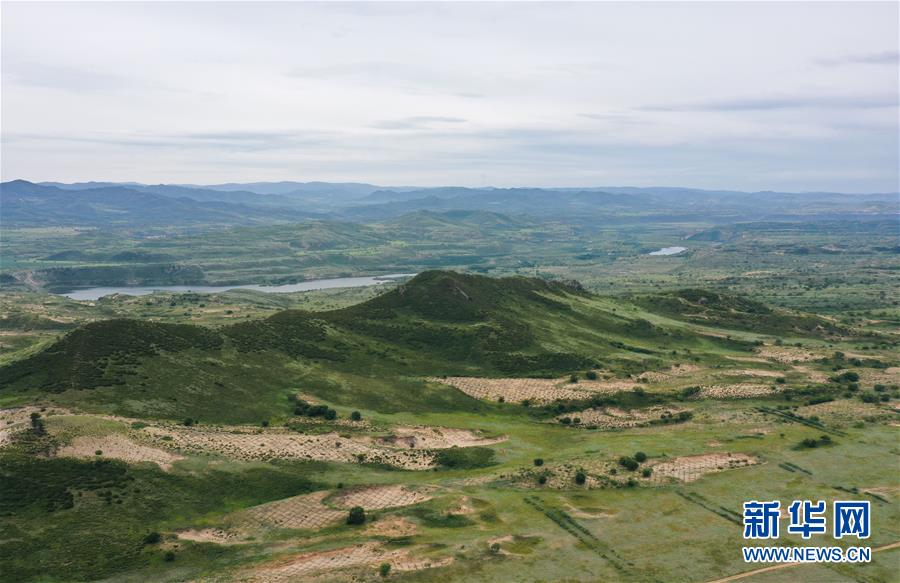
[1,271,781,422]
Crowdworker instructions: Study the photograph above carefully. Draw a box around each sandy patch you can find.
[329,484,434,510]
[555,406,690,429]
[696,384,780,399]
[365,515,417,537]
[757,346,819,363]
[375,426,506,449]
[56,434,184,470]
[0,406,68,447]
[138,425,435,470]
[239,542,396,581]
[791,365,830,383]
[176,528,241,545]
[637,364,701,383]
[725,369,785,379]
[649,453,760,483]
[238,542,450,581]
[432,376,632,404]
[237,490,345,531]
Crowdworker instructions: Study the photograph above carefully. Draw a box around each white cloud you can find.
[1,2,897,192]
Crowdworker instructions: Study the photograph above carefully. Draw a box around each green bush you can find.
[634,451,647,463]
[347,506,366,525]
[619,457,639,471]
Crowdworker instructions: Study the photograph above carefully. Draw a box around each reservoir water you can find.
[647,246,687,256]
[60,273,416,301]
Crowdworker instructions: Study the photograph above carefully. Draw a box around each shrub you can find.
[538,475,547,485]
[261,420,269,427]
[490,542,501,554]
[574,471,587,485]
[634,451,647,463]
[379,563,391,577]
[586,370,598,380]
[619,457,639,471]
[183,418,194,427]
[641,468,652,478]
[569,374,579,384]
[350,411,362,421]
[143,532,161,545]
[347,506,366,525]
[324,408,337,420]
[163,551,175,562]
[533,458,544,467]
[560,417,572,425]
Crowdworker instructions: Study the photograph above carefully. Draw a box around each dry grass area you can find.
[227,485,434,535]
[365,515,418,537]
[649,453,760,483]
[136,425,435,470]
[791,365,830,383]
[855,367,900,386]
[0,406,68,447]
[237,491,345,531]
[176,528,241,545]
[328,484,434,510]
[238,542,397,581]
[724,369,785,379]
[237,542,449,581]
[374,425,506,449]
[756,346,820,363]
[794,399,891,422]
[554,406,689,429]
[431,376,632,404]
[637,364,701,383]
[696,384,780,399]
[55,434,184,470]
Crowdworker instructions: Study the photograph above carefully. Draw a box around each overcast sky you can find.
[2,2,898,191]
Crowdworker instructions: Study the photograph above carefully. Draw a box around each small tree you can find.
[143,532,162,545]
[347,506,366,525]
[575,471,587,485]
[183,418,194,427]
[324,408,337,420]
[634,451,647,463]
[350,411,362,421]
[490,542,501,554]
[533,458,544,467]
[641,468,652,478]
[379,563,391,577]
[163,551,176,562]
[569,374,579,384]
[586,370,598,380]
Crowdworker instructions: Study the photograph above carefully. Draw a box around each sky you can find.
[2,1,898,192]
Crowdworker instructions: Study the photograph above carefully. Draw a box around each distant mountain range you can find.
[1,179,895,228]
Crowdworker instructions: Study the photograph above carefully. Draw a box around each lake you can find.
[60,273,417,301]
[647,246,687,256]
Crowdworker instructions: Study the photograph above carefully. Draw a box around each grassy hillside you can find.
[0,271,856,425]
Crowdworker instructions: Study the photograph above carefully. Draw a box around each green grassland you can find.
[1,271,898,582]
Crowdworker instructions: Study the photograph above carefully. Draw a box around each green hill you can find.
[634,289,851,337]
[1,271,755,422]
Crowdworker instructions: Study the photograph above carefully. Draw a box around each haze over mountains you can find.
[1,179,896,229]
